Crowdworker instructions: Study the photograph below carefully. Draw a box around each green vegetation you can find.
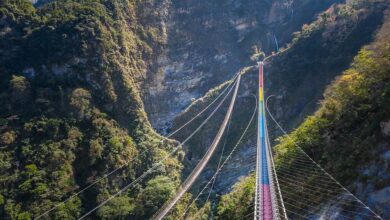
[0,0,186,219]
[217,174,255,219]
[170,1,389,218]
[266,0,389,134]
[274,12,390,216]
[214,3,390,218]
[1,0,389,219]
[174,0,389,169]
[135,176,175,217]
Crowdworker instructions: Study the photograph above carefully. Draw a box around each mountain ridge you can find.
[1,0,389,219]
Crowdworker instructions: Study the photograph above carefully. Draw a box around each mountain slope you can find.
[171,0,389,218]
[1,0,389,219]
[216,5,390,219]
[142,0,342,132]
[273,11,390,218]
[0,1,185,219]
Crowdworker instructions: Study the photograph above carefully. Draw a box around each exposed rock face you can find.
[381,120,390,136]
[141,0,342,133]
[352,144,390,218]
[213,142,256,195]
[167,1,389,213]
[368,187,390,217]
[29,0,54,6]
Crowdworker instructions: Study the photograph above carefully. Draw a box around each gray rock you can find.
[383,150,390,161]
[369,186,390,204]
[380,121,390,136]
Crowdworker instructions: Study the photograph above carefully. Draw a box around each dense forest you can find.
[0,0,190,219]
[216,5,390,219]
[1,0,389,219]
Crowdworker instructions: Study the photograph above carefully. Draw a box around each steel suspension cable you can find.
[179,95,257,219]
[264,96,288,220]
[279,186,373,212]
[34,71,241,220]
[77,75,241,220]
[34,70,241,219]
[152,74,242,220]
[204,116,232,203]
[265,95,383,220]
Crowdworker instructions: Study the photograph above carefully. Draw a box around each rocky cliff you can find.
[2,0,389,219]
[172,0,389,218]
[142,0,342,133]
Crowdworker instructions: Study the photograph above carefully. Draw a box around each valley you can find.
[0,0,389,219]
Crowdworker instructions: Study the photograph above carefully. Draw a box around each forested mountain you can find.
[0,1,185,219]
[216,14,390,218]
[213,2,390,219]
[173,0,389,219]
[1,0,389,219]
[274,15,390,217]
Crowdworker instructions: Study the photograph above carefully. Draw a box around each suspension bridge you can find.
[34,61,384,220]
[254,61,284,220]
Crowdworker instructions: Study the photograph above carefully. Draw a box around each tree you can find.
[217,175,255,219]
[135,176,175,217]
[97,196,134,220]
[0,131,16,146]
[10,75,30,105]
[69,88,92,120]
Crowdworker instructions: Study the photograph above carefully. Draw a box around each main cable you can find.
[152,74,242,220]
[34,71,240,220]
[180,94,258,219]
[204,109,232,202]
[77,74,241,220]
